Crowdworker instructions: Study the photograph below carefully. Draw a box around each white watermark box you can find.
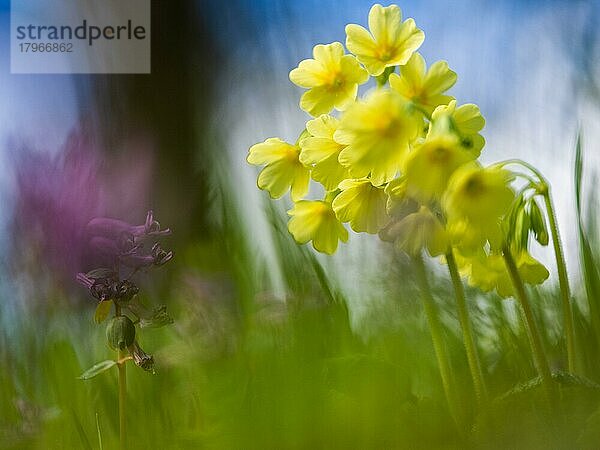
[11,0,151,74]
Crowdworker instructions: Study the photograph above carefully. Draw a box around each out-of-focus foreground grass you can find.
[2,146,600,450]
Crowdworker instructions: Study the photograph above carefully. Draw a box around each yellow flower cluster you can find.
[247,4,549,296]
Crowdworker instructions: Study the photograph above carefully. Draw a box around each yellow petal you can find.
[400,52,426,90]
[313,42,344,70]
[345,24,377,57]
[289,59,325,88]
[454,103,485,134]
[389,19,425,66]
[247,138,294,165]
[368,4,402,45]
[290,167,310,201]
[340,55,369,84]
[422,60,457,95]
[300,136,342,164]
[333,179,389,233]
[300,87,337,116]
[305,114,339,139]
[287,200,348,254]
[311,152,349,191]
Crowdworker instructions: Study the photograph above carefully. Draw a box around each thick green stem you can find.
[446,249,488,405]
[502,246,556,403]
[413,254,463,429]
[115,305,127,450]
[542,188,576,373]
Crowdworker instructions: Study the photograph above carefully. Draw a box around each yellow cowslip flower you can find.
[287,200,348,254]
[335,89,421,186]
[442,163,515,249]
[389,53,457,114]
[380,205,448,256]
[299,115,349,191]
[460,250,549,298]
[430,100,486,155]
[247,138,310,201]
[403,133,476,204]
[384,176,419,218]
[289,42,369,117]
[345,4,425,76]
[332,179,389,234]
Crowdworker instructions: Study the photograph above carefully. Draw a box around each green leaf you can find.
[94,300,113,324]
[573,130,600,355]
[78,360,117,380]
[574,129,583,216]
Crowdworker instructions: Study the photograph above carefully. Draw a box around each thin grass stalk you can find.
[542,188,576,373]
[413,254,464,429]
[115,305,127,450]
[446,249,488,405]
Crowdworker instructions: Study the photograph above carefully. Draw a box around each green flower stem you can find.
[375,66,395,87]
[115,305,127,450]
[413,254,463,429]
[496,158,576,374]
[502,245,556,403]
[541,187,576,373]
[446,249,488,405]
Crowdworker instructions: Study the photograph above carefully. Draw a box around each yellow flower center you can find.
[374,113,402,139]
[377,46,393,62]
[285,146,302,163]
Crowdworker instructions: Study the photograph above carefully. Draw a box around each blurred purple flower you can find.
[84,210,173,271]
[11,128,156,287]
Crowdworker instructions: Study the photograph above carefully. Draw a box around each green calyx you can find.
[106,316,136,351]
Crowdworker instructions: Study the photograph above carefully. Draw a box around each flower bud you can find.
[106,316,136,350]
[528,198,549,246]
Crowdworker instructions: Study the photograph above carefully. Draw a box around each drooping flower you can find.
[389,52,457,114]
[289,42,369,116]
[287,200,348,254]
[458,250,549,298]
[332,179,388,234]
[430,100,486,155]
[299,115,349,191]
[84,210,173,271]
[345,4,424,76]
[380,205,448,256]
[86,210,171,243]
[247,138,310,200]
[442,164,515,249]
[335,89,421,185]
[127,340,155,373]
[403,133,476,203]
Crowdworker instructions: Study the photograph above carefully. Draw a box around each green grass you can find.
[2,136,600,449]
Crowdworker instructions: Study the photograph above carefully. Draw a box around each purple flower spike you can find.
[86,210,171,245]
[86,218,136,241]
